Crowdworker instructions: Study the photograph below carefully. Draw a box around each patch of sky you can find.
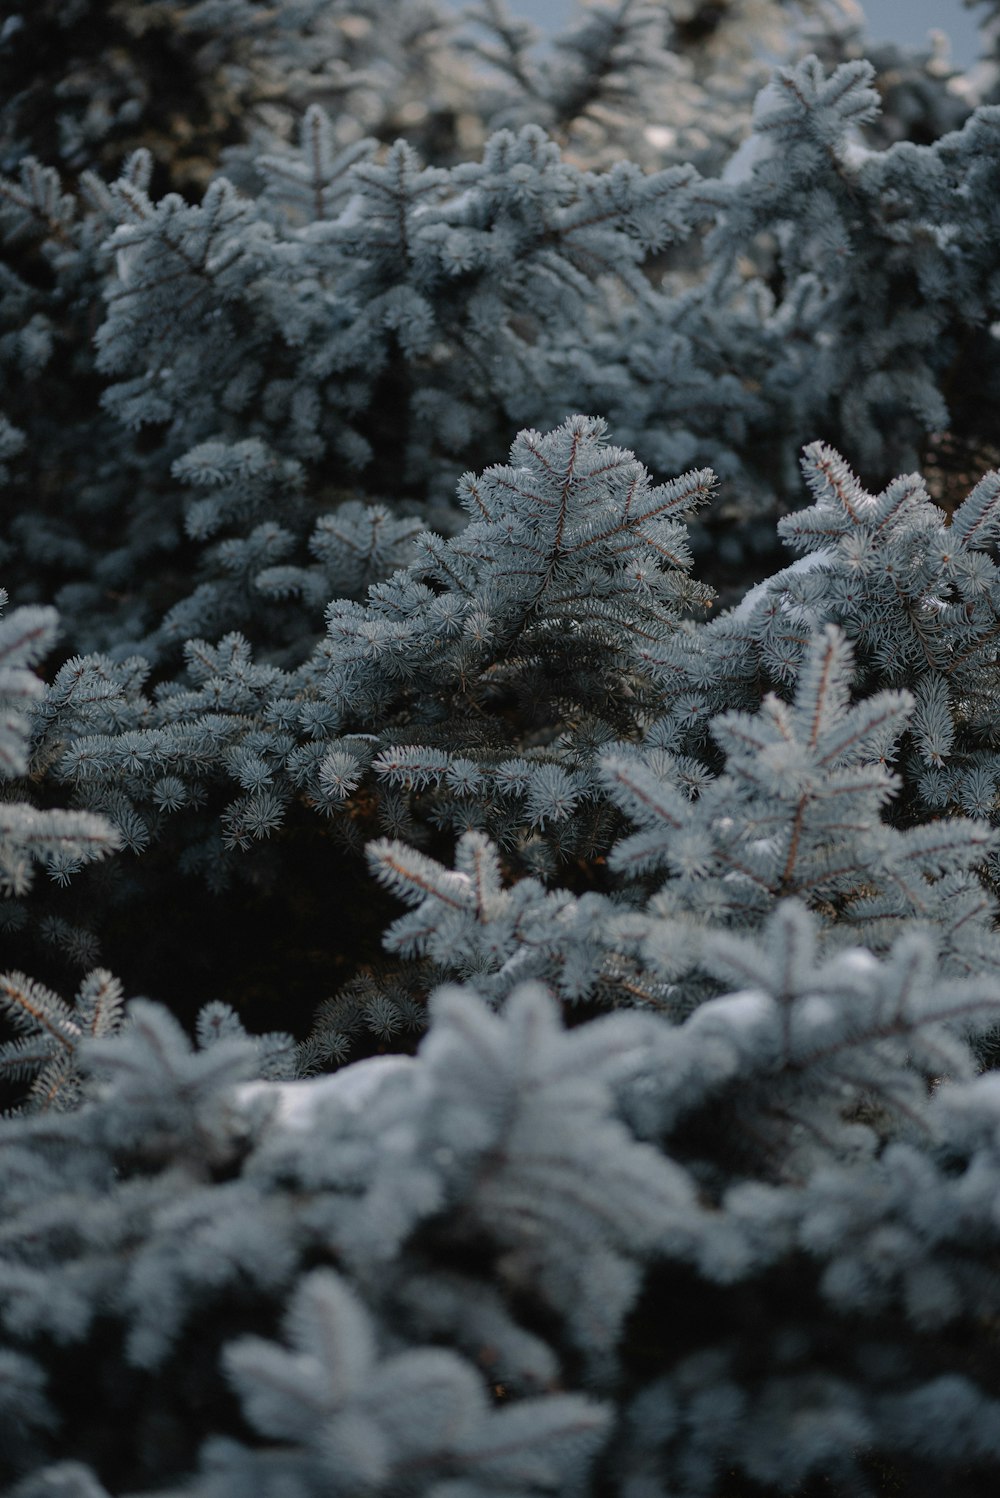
[448,2,983,67]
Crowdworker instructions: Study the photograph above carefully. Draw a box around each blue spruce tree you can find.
[5,3,1000,1495]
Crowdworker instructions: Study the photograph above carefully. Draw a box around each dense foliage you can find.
[5,2,1000,1494]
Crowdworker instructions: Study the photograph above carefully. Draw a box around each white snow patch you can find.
[235,1053,419,1133]
[728,547,837,623]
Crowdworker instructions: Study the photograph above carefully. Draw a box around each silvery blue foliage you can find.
[32,416,712,898]
[213,1266,609,1497]
[25,407,1000,1043]
[0,592,120,1003]
[89,114,706,511]
[7,2,1000,1494]
[6,951,1000,1492]
[2,13,992,659]
[657,439,1000,881]
[0,968,125,1114]
[359,621,1000,1031]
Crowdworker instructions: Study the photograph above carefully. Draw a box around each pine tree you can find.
[6,3,1000,1495]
